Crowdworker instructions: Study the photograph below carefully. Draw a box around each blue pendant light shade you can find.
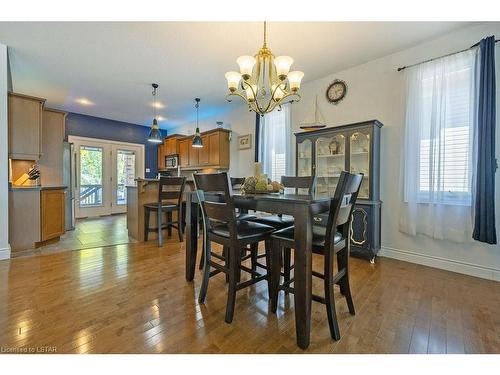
[192,98,203,148]
[148,83,164,144]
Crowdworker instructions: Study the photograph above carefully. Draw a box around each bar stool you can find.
[144,177,186,246]
[268,171,363,340]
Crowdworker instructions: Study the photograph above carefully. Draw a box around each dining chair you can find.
[144,176,186,246]
[249,175,316,286]
[194,172,275,323]
[268,171,363,340]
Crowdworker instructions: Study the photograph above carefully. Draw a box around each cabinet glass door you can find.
[315,135,346,197]
[350,131,370,198]
[297,139,312,177]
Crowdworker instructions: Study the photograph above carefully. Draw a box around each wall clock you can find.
[326,79,347,104]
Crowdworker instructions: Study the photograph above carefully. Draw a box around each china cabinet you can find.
[295,119,382,261]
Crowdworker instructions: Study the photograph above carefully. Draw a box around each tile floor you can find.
[12,214,137,258]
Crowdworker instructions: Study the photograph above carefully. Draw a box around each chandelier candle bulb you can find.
[225,71,242,92]
[237,55,256,80]
[274,56,294,80]
[288,71,304,92]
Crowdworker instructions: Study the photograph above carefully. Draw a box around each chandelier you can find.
[224,22,304,116]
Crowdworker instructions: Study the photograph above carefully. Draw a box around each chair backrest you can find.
[230,177,246,190]
[281,175,316,194]
[193,172,237,234]
[158,177,186,206]
[324,171,363,250]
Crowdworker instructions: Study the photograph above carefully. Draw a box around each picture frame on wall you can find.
[238,134,252,150]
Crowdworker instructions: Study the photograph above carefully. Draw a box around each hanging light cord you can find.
[152,85,157,121]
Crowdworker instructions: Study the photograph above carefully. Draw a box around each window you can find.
[258,104,292,181]
[403,50,476,206]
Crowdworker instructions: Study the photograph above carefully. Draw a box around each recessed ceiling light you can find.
[76,97,94,106]
[151,102,165,109]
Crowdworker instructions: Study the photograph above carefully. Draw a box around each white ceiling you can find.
[0,22,475,129]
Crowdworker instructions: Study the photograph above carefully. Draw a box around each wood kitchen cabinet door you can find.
[8,93,46,160]
[198,135,210,165]
[39,108,66,185]
[188,141,199,166]
[157,143,166,170]
[165,138,178,155]
[179,139,190,167]
[41,189,65,241]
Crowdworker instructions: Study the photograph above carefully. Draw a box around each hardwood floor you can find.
[0,238,499,354]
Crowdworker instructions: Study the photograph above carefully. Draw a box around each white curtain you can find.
[259,103,292,181]
[400,49,477,242]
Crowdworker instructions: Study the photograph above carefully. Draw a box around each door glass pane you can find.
[315,135,346,197]
[116,150,136,205]
[350,131,370,198]
[79,146,103,207]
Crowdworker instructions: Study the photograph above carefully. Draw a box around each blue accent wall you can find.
[65,112,163,178]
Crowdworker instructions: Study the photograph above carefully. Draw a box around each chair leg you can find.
[144,208,150,241]
[166,212,172,237]
[178,206,184,242]
[223,246,229,283]
[264,239,273,301]
[198,235,211,304]
[225,246,241,324]
[338,249,355,315]
[157,208,163,247]
[283,247,292,295]
[270,240,282,313]
[324,252,341,340]
[250,243,258,279]
[198,248,204,270]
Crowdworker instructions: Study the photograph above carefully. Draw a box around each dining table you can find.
[184,189,331,349]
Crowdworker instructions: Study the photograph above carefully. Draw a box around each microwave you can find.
[165,154,179,169]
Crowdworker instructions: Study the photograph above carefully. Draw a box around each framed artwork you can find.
[238,134,252,150]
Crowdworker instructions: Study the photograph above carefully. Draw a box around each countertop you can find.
[9,185,68,192]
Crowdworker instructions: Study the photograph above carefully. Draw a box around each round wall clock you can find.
[326,79,347,104]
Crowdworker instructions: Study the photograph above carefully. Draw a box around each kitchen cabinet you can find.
[165,136,180,155]
[41,189,65,241]
[296,120,382,261]
[179,138,191,167]
[39,108,66,185]
[188,141,199,166]
[9,186,66,252]
[8,92,46,160]
[177,129,230,170]
[198,135,210,165]
[157,142,166,170]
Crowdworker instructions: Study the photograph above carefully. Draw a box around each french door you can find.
[69,136,144,218]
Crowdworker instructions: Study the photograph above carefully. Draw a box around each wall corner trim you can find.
[379,246,500,282]
[0,245,11,261]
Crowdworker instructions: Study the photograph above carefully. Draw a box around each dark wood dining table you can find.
[184,189,331,349]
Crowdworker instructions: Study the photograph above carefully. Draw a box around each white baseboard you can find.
[0,245,11,261]
[379,246,500,282]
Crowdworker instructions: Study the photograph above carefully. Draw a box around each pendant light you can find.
[148,83,163,143]
[192,98,203,148]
